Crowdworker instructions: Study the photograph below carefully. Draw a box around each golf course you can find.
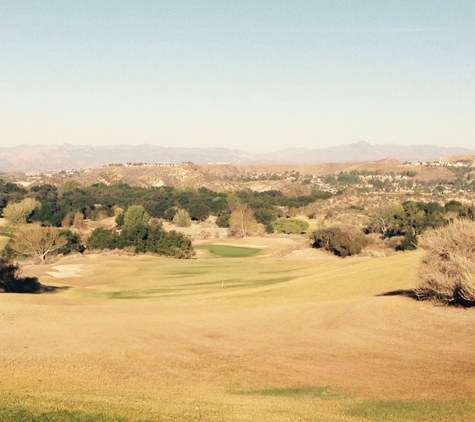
[1,240,475,421]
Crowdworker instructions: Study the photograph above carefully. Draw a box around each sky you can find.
[1,1,474,153]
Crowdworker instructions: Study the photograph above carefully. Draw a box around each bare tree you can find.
[229,204,257,238]
[10,223,68,264]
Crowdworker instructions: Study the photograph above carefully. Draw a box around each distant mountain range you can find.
[0,142,474,173]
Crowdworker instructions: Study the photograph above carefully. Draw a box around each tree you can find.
[369,203,404,237]
[312,226,369,258]
[173,208,192,227]
[2,198,41,225]
[87,227,117,250]
[228,204,258,238]
[123,205,150,227]
[59,179,79,195]
[9,223,68,264]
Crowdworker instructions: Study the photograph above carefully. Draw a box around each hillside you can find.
[1,142,474,173]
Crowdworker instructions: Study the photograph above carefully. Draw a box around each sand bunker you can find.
[46,264,83,278]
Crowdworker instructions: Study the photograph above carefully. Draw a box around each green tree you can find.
[369,203,404,237]
[312,226,369,258]
[87,228,117,250]
[124,205,150,228]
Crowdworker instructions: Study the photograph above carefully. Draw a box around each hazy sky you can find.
[1,1,474,152]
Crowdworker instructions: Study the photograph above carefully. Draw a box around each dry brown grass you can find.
[2,244,475,420]
[416,219,475,304]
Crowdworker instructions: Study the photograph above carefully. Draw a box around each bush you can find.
[396,233,418,251]
[0,258,41,293]
[416,219,475,305]
[272,218,309,234]
[311,226,369,258]
[216,213,230,228]
[57,229,85,255]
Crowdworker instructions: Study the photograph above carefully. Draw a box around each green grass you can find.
[196,244,262,258]
[347,399,475,421]
[0,407,134,422]
[236,386,348,400]
[0,395,157,422]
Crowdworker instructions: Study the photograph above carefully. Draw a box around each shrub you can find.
[0,258,41,293]
[272,218,309,234]
[57,229,85,255]
[216,213,230,228]
[416,219,475,305]
[311,226,369,258]
[396,233,418,251]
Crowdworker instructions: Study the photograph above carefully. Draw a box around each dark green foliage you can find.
[87,228,118,250]
[0,258,41,293]
[87,224,194,258]
[0,180,28,214]
[312,226,369,258]
[115,213,124,228]
[24,181,334,230]
[216,213,230,228]
[368,200,470,250]
[396,233,418,251]
[57,230,85,255]
[30,185,66,226]
[253,206,277,226]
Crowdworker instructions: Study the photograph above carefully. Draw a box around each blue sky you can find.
[1,1,474,152]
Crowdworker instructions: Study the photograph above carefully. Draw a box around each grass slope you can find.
[1,250,475,421]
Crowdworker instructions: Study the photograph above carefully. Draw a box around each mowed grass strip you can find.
[236,386,349,400]
[347,399,475,421]
[0,407,132,422]
[196,244,262,258]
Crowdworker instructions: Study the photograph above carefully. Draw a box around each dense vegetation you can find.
[2,175,475,263]
[312,226,369,257]
[0,180,333,228]
[88,224,194,259]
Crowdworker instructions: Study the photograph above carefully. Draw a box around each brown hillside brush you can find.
[416,219,475,305]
